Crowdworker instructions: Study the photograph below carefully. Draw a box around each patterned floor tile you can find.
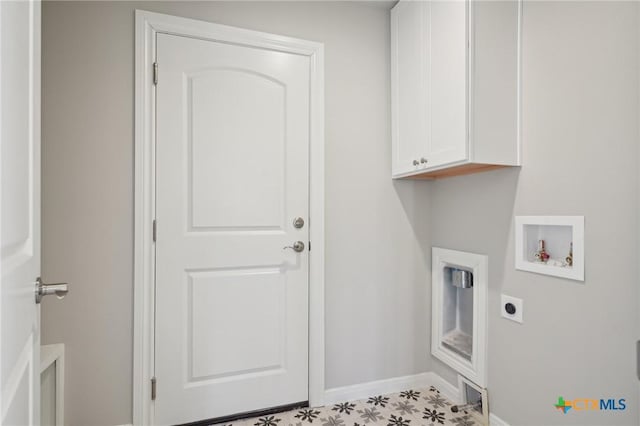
[214,387,480,426]
[249,413,288,426]
[278,410,306,426]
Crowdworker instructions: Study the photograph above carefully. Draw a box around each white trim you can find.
[427,372,461,405]
[2,336,34,422]
[0,0,3,417]
[133,10,156,426]
[40,344,64,426]
[39,344,63,374]
[516,0,523,165]
[323,372,460,406]
[134,10,325,426]
[489,413,510,426]
[467,0,474,162]
[308,33,326,408]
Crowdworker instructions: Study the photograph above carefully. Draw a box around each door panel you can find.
[189,69,286,230]
[391,0,430,175]
[428,0,467,166]
[1,0,41,424]
[188,268,285,381]
[4,371,31,426]
[155,33,310,425]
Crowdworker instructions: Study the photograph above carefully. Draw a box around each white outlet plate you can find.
[501,294,523,323]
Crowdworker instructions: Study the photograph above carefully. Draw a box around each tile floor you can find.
[216,386,479,426]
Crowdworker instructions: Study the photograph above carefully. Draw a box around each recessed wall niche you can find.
[431,247,487,388]
[515,216,585,281]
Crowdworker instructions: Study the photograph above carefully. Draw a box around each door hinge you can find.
[308,241,311,251]
[153,62,158,85]
[152,219,157,243]
[151,376,157,400]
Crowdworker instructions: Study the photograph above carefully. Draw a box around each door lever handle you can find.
[283,241,305,253]
[35,277,69,304]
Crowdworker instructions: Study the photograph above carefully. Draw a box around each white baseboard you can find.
[489,413,510,426]
[323,372,460,406]
[425,372,461,404]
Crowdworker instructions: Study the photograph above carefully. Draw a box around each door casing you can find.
[133,10,325,426]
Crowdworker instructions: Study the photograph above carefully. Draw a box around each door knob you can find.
[293,217,305,229]
[35,277,69,304]
[420,157,428,164]
[283,241,305,253]
[412,160,419,166]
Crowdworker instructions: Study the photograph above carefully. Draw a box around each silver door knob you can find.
[35,277,69,304]
[412,160,419,166]
[293,217,305,229]
[420,157,428,164]
[283,241,305,253]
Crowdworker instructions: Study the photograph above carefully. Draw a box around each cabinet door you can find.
[427,0,468,168]
[391,0,429,177]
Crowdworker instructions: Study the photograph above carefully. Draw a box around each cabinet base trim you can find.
[407,163,513,180]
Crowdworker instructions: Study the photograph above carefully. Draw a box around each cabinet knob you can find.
[412,160,419,166]
[420,157,428,164]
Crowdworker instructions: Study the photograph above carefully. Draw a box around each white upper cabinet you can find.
[391,0,521,179]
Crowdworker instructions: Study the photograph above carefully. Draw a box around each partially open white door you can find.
[1,1,41,424]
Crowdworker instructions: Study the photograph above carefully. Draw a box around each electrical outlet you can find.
[501,294,523,323]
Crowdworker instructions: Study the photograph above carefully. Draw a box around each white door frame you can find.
[133,10,325,426]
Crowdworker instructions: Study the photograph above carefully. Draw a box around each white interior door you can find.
[1,1,41,424]
[154,32,310,425]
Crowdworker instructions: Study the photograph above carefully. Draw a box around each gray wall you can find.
[42,1,639,426]
[41,2,430,425]
[431,2,639,425]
